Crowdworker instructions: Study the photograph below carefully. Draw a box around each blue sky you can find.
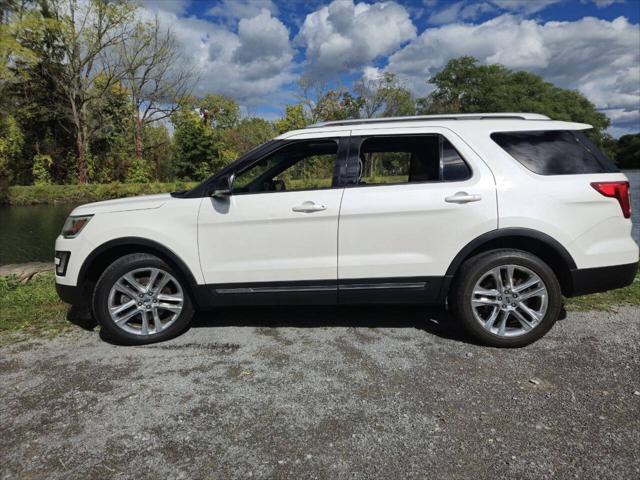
[142,0,640,136]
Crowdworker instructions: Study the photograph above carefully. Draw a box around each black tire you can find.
[92,253,194,345]
[448,249,562,348]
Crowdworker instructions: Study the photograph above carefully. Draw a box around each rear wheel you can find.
[449,249,562,347]
[93,253,194,345]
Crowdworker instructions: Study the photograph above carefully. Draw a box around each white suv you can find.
[55,113,638,347]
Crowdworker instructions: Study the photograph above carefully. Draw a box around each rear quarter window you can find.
[490,130,619,175]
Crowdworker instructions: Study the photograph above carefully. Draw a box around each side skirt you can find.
[193,277,446,308]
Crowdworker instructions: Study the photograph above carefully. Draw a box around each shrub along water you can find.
[5,181,198,206]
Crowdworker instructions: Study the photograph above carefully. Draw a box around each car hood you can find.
[71,193,172,215]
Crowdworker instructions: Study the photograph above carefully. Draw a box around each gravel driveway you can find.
[1,305,639,479]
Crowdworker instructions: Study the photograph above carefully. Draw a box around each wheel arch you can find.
[443,228,577,297]
[78,237,201,305]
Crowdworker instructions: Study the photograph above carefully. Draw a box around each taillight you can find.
[591,181,631,219]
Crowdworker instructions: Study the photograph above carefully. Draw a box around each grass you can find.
[565,273,640,311]
[0,272,70,343]
[0,271,638,344]
[5,181,198,206]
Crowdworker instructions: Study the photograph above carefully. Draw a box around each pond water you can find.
[1,170,639,265]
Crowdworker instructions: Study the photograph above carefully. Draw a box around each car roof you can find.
[275,113,592,140]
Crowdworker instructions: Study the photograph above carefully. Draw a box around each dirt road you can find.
[1,306,639,479]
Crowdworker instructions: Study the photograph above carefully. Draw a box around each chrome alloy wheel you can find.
[470,264,548,338]
[107,268,184,336]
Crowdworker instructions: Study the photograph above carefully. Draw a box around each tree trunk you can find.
[77,135,88,184]
[134,111,144,160]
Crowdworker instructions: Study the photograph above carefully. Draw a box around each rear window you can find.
[490,130,619,175]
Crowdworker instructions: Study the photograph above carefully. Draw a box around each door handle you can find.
[292,201,327,213]
[445,192,482,204]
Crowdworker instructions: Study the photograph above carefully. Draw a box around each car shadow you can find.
[67,305,98,331]
[188,304,476,344]
[67,303,490,347]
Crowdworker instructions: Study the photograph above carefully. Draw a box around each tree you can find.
[220,117,275,159]
[0,0,42,82]
[315,90,363,122]
[418,56,610,141]
[0,114,23,199]
[142,122,174,181]
[171,108,215,180]
[199,94,240,129]
[119,15,195,160]
[88,76,134,182]
[354,72,415,118]
[615,133,640,169]
[44,0,136,183]
[275,104,308,134]
[297,76,363,122]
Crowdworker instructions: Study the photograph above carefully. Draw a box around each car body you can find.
[55,113,639,347]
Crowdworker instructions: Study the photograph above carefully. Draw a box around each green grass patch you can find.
[0,272,70,343]
[5,181,198,206]
[565,273,640,311]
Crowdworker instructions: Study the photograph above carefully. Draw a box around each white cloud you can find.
[385,14,640,131]
[297,0,416,76]
[142,0,192,16]
[206,0,279,25]
[588,0,625,7]
[428,0,563,24]
[490,0,563,15]
[138,5,295,107]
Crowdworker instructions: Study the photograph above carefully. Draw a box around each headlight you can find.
[61,215,93,238]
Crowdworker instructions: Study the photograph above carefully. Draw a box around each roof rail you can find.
[305,113,551,129]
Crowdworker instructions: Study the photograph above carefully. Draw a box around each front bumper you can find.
[567,261,638,297]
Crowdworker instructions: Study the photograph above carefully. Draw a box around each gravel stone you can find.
[1,305,639,479]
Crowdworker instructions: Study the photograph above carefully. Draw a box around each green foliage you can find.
[5,181,197,206]
[172,109,216,179]
[315,90,364,121]
[31,153,53,185]
[221,117,276,156]
[125,158,152,183]
[566,274,640,311]
[355,72,415,118]
[0,272,70,341]
[199,94,240,128]
[0,114,24,200]
[615,134,640,169]
[275,104,308,134]
[418,56,610,138]
[90,78,135,182]
[143,123,175,181]
[0,3,44,82]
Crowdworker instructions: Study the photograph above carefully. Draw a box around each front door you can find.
[198,135,348,304]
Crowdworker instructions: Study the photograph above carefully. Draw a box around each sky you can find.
[141,0,640,136]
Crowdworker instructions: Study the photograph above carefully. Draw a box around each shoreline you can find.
[2,181,198,206]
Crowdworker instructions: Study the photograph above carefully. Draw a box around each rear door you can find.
[337,127,497,303]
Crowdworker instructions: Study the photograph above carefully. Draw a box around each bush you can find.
[32,153,54,185]
[4,181,198,206]
[125,158,153,183]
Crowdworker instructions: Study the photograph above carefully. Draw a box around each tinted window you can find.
[357,135,470,185]
[491,130,618,175]
[233,140,337,193]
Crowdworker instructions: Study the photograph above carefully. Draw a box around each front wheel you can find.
[448,249,562,348]
[93,253,194,345]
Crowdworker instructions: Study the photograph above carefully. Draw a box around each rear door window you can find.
[357,134,471,185]
[491,130,619,175]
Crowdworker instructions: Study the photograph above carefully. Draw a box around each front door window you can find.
[233,140,338,194]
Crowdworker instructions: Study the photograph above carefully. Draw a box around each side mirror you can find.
[212,173,235,198]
